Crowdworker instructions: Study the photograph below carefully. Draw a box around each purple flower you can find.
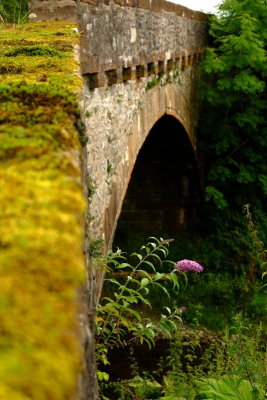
[174,259,204,273]
[179,306,187,312]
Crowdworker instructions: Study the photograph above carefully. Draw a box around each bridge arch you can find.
[103,81,200,251]
[110,113,199,253]
[114,113,199,244]
[83,59,205,300]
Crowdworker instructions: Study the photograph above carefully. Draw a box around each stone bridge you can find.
[28,1,209,398]
[31,0,208,257]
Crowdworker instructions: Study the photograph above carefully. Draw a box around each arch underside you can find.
[114,114,199,249]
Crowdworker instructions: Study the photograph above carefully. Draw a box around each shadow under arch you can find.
[113,114,200,251]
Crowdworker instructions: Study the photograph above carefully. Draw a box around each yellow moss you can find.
[0,21,86,400]
[0,21,81,92]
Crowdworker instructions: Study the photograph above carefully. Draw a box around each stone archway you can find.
[113,114,200,250]
[101,81,199,253]
[87,80,202,300]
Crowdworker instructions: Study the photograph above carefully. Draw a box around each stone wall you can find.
[0,21,87,400]
[29,0,78,20]
[29,0,208,321]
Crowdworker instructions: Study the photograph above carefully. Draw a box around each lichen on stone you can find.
[0,21,86,400]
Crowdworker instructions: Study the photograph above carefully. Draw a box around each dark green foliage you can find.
[5,45,67,58]
[0,0,28,22]
[199,0,267,216]
[181,0,267,329]
[163,315,267,400]
[114,376,162,399]
[113,225,266,331]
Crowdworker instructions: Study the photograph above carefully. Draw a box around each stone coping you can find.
[80,0,208,21]
[29,0,208,22]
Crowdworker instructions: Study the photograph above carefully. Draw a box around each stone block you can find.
[175,57,181,68]
[151,0,163,13]
[137,0,151,10]
[80,0,100,4]
[29,1,78,21]
[181,56,188,68]
[147,62,157,76]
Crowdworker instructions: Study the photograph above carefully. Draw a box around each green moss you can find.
[5,44,68,57]
[0,21,86,400]
[88,177,97,198]
[89,238,104,258]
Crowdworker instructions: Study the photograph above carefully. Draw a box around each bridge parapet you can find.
[78,0,208,80]
[30,0,208,86]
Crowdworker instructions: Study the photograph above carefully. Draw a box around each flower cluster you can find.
[174,259,203,273]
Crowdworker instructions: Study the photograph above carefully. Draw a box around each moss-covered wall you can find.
[0,21,86,400]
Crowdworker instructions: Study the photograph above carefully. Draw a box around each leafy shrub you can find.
[195,375,265,400]
[127,376,162,399]
[162,315,266,400]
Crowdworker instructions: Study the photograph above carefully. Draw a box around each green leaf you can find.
[137,269,152,279]
[141,260,156,271]
[141,278,150,287]
[131,252,143,261]
[124,307,142,321]
[148,236,160,244]
[169,272,179,288]
[115,262,133,269]
[148,253,162,265]
[195,375,264,400]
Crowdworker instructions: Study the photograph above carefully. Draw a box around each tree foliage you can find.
[199,0,267,216]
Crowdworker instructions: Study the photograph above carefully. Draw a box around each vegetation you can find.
[197,0,267,278]
[0,21,86,400]
[1,0,266,398]
[106,0,267,398]
[186,0,267,329]
[97,240,266,400]
[96,238,204,398]
[0,0,28,23]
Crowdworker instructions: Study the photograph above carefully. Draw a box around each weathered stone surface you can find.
[84,66,201,250]
[79,2,208,75]
[29,0,78,21]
